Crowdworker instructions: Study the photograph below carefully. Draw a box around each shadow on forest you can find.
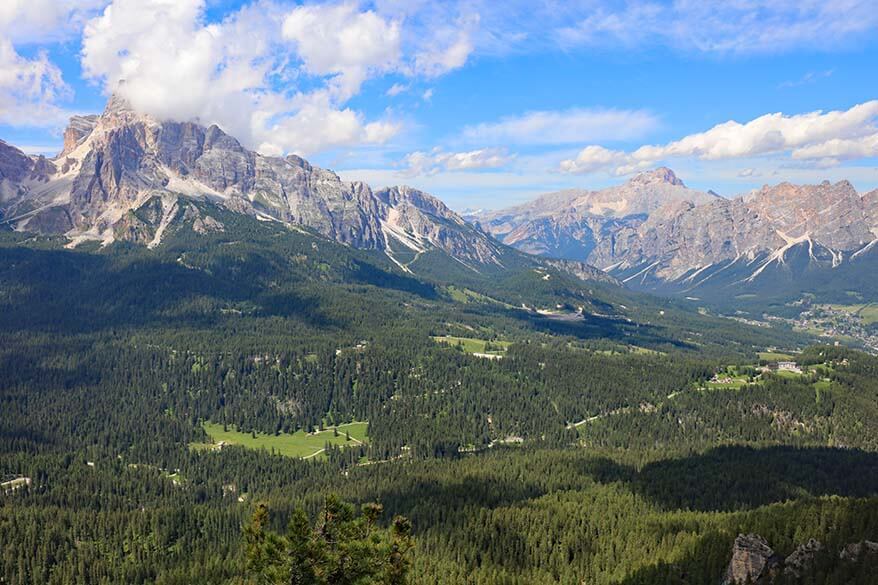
[579,445,878,512]
[0,245,388,333]
[371,475,541,571]
[613,497,878,585]
[506,307,695,350]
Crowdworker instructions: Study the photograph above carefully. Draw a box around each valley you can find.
[1,92,876,585]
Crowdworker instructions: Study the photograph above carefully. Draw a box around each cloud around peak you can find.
[75,0,481,157]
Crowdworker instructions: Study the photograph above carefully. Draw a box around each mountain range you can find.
[473,168,878,307]
[0,94,525,278]
[3,95,877,313]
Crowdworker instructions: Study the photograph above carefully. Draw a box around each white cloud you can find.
[76,0,493,155]
[0,39,71,127]
[462,107,660,146]
[80,0,401,156]
[791,134,878,161]
[0,0,104,43]
[560,101,878,175]
[557,0,878,54]
[257,91,401,156]
[421,88,433,101]
[0,1,104,128]
[413,22,474,77]
[558,145,627,175]
[386,82,409,96]
[282,2,401,101]
[402,147,513,176]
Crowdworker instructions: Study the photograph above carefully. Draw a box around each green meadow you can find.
[193,421,369,459]
[432,335,512,355]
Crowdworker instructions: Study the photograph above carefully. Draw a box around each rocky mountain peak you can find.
[59,115,99,158]
[628,167,685,187]
[102,89,136,117]
[0,140,33,183]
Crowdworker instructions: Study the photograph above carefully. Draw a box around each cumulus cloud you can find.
[80,0,405,156]
[282,2,401,101]
[402,147,513,176]
[0,40,71,127]
[560,101,878,175]
[557,0,878,54]
[558,145,627,175]
[463,108,659,146]
[0,1,104,127]
[791,134,878,162]
[413,22,474,77]
[76,0,490,155]
[0,0,104,43]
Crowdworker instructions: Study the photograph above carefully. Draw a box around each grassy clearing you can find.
[195,421,369,459]
[444,286,513,307]
[774,369,805,379]
[432,335,511,355]
[858,305,878,325]
[819,303,878,325]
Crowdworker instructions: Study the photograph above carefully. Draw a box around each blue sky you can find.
[2,1,877,210]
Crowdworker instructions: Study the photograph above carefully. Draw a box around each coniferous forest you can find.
[1,219,876,584]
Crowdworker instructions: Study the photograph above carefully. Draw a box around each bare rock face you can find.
[864,190,878,232]
[540,258,621,285]
[782,539,823,579]
[60,115,99,158]
[722,534,782,585]
[744,180,874,250]
[375,185,504,267]
[614,197,783,280]
[839,540,878,562]
[0,140,33,184]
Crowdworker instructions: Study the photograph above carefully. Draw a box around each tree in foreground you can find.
[243,495,414,584]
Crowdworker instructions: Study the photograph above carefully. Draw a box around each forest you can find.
[0,217,876,584]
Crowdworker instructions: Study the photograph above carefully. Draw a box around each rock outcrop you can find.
[722,534,782,585]
[782,538,823,580]
[839,540,878,562]
[722,535,878,584]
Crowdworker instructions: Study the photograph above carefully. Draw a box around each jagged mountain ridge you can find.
[472,168,720,265]
[0,94,512,275]
[474,169,878,301]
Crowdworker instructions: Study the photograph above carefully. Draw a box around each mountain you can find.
[475,170,878,307]
[0,94,515,276]
[472,168,719,263]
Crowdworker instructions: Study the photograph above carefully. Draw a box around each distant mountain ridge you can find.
[473,169,878,304]
[472,168,719,264]
[0,94,514,276]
